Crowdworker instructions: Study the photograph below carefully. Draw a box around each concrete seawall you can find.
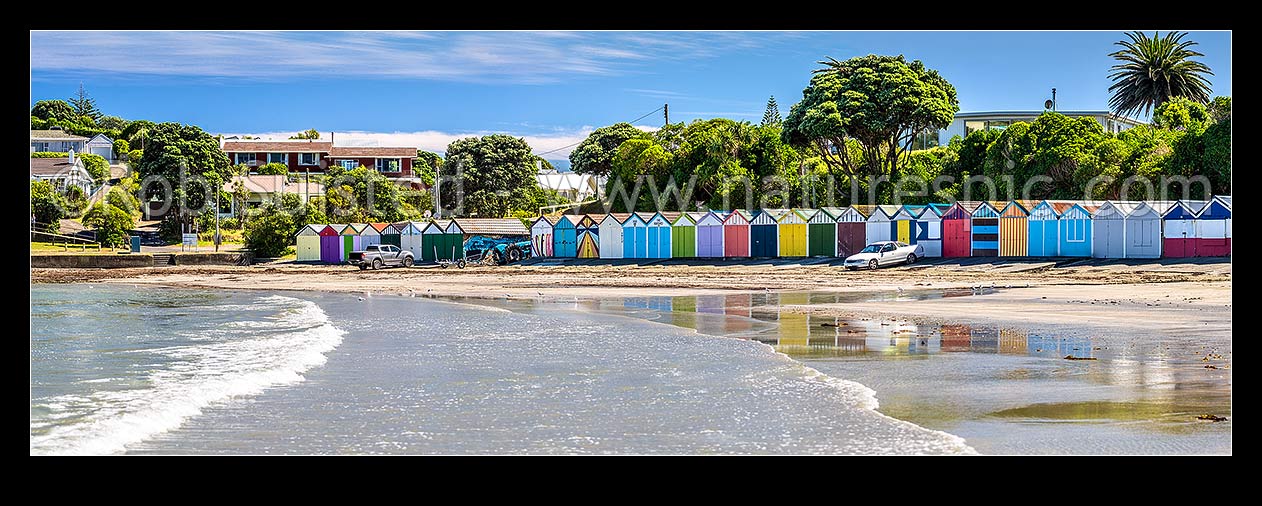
[31,254,154,268]
[170,252,254,266]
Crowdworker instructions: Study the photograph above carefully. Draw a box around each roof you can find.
[86,133,114,144]
[222,140,333,153]
[30,129,88,141]
[536,172,605,194]
[328,146,416,157]
[222,175,286,194]
[30,157,86,177]
[954,111,1146,126]
[290,181,325,195]
[600,213,631,225]
[451,218,528,236]
[1214,195,1231,209]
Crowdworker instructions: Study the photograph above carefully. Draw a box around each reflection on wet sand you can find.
[440,289,1229,453]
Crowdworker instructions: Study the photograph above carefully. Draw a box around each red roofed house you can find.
[221,139,333,172]
[220,135,417,183]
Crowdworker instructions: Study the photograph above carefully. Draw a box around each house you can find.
[220,175,325,215]
[935,111,1145,146]
[31,129,88,153]
[85,134,115,161]
[222,139,333,172]
[31,152,92,194]
[536,170,606,202]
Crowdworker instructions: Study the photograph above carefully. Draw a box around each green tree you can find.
[441,134,543,217]
[120,120,155,150]
[256,162,289,176]
[31,100,78,123]
[128,149,143,163]
[1207,96,1231,122]
[78,152,109,182]
[1108,31,1214,119]
[569,123,650,177]
[761,96,782,126]
[82,202,135,248]
[113,139,130,160]
[1152,96,1210,132]
[414,150,443,187]
[243,204,295,257]
[30,181,66,232]
[608,137,675,211]
[132,122,233,243]
[68,83,102,120]
[289,128,321,140]
[782,54,959,178]
[98,116,128,132]
[107,186,141,216]
[320,166,407,222]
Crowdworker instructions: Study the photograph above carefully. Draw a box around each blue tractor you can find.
[462,236,532,266]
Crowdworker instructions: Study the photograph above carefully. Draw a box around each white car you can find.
[843,241,925,270]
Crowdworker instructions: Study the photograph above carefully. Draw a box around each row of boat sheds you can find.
[294,218,527,263]
[529,197,1232,260]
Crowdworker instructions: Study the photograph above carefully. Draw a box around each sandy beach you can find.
[32,258,1232,335]
[31,258,1232,454]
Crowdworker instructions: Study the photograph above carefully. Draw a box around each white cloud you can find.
[30,31,795,84]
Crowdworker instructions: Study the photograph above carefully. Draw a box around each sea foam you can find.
[30,296,345,455]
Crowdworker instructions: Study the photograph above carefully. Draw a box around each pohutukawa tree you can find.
[782,54,959,178]
[1107,31,1214,119]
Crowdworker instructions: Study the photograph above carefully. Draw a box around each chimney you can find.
[68,149,75,166]
[330,131,335,145]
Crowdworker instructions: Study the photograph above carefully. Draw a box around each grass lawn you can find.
[30,242,120,254]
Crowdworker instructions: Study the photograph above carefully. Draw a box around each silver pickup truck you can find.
[348,244,414,270]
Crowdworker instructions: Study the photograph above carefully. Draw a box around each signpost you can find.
[182,233,198,252]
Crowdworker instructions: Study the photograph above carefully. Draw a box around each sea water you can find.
[30,286,971,455]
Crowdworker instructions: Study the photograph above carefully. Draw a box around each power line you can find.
[534,106,666,157]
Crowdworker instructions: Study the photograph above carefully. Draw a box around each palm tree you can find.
[1108,31,1214,119]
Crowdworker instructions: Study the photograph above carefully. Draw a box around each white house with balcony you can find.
[932,111,1146,147]
[536,170,605,202]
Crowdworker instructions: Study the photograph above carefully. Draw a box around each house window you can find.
[375,158,400,173]
[964,120,986,136]
[300,153,318,165]
[986,120,1010,131]
[268,153,288,165]
[339,159,359,170]
[234,153,257,165]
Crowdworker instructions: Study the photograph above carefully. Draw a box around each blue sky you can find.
[30,31,1231,164]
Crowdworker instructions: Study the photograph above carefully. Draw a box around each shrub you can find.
[82,202,135,248]
[113,139,130,159]
[78,152,109,182]
[256,162,289,176]
[106,187,140,216]
[243,205,296,257]
[30,181,66,232]
[128,149,143,163]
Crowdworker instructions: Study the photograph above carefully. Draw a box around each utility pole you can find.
[434,173,442,219]
[664,103,669,126]
[214,195,220,252]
